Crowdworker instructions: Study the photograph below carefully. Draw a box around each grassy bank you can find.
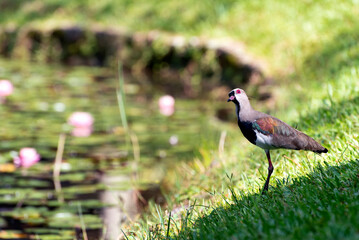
[129,64,358,239]
[110,1,358,239]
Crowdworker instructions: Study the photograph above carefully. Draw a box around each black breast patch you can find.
[238,121,257,145]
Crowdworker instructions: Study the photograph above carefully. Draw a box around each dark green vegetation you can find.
[177,160,359,239]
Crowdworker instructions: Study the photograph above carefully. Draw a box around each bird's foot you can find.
[261,184,269,195]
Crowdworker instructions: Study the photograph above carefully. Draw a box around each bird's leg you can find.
[262,150,274,194]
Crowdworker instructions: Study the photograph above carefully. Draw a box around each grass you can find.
[129,70,359,239]
[1,0,359,239]
[169,82,359,239]
[176,160,359,239]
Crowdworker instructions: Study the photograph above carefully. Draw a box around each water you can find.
[0,58,223,239]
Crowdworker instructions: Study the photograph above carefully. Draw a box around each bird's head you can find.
[227,88,249,104]
[227,88,252,113]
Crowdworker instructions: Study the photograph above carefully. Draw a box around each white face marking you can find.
[233,88,249,105]
[230,88,252,117]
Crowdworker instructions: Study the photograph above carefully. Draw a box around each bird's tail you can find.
[313,147,328,154]
[293,131,328,153]
[298,132,328,154]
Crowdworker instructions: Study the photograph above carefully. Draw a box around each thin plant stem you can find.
[166,211,172,238]
[77,202,88,240]
[53,133,66,203]
[218,130,227,159]
[283,155,300,167]
[117,64,128,130]
[121,229,130,240]
[116,63,140,176]
[129,131,140,165]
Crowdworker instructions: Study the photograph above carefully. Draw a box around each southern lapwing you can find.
[227,88,328,194]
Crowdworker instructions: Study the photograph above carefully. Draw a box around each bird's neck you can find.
[236,102,254,123]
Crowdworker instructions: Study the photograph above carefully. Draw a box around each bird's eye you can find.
[236,89,241,94]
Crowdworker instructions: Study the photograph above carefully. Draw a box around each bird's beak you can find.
[227,96,235,102]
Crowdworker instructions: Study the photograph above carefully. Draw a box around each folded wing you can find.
[254,117,327,153]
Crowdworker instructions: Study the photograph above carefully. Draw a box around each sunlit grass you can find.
[126,59,359,239]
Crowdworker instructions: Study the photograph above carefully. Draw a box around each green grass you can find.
[128,70,359,238]
[166,85,359,239]
[176,160,359,239]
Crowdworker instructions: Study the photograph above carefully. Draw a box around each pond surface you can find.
[0,58,224,239]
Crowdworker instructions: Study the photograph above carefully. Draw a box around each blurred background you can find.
[0,0,358,239]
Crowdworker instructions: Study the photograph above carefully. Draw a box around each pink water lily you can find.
[68,112,94,137]
[158,95,175,116]
[0,80,13,103]
[68,112,94,128]
[71,126,93,137]
[13,148,40,168]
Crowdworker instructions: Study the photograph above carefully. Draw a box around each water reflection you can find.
[100,173,138,240]
[0,58,222,239]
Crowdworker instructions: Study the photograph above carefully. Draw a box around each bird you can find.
[227,88,328,194]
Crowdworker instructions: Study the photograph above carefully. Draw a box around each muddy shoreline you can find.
[0,26,270,98]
